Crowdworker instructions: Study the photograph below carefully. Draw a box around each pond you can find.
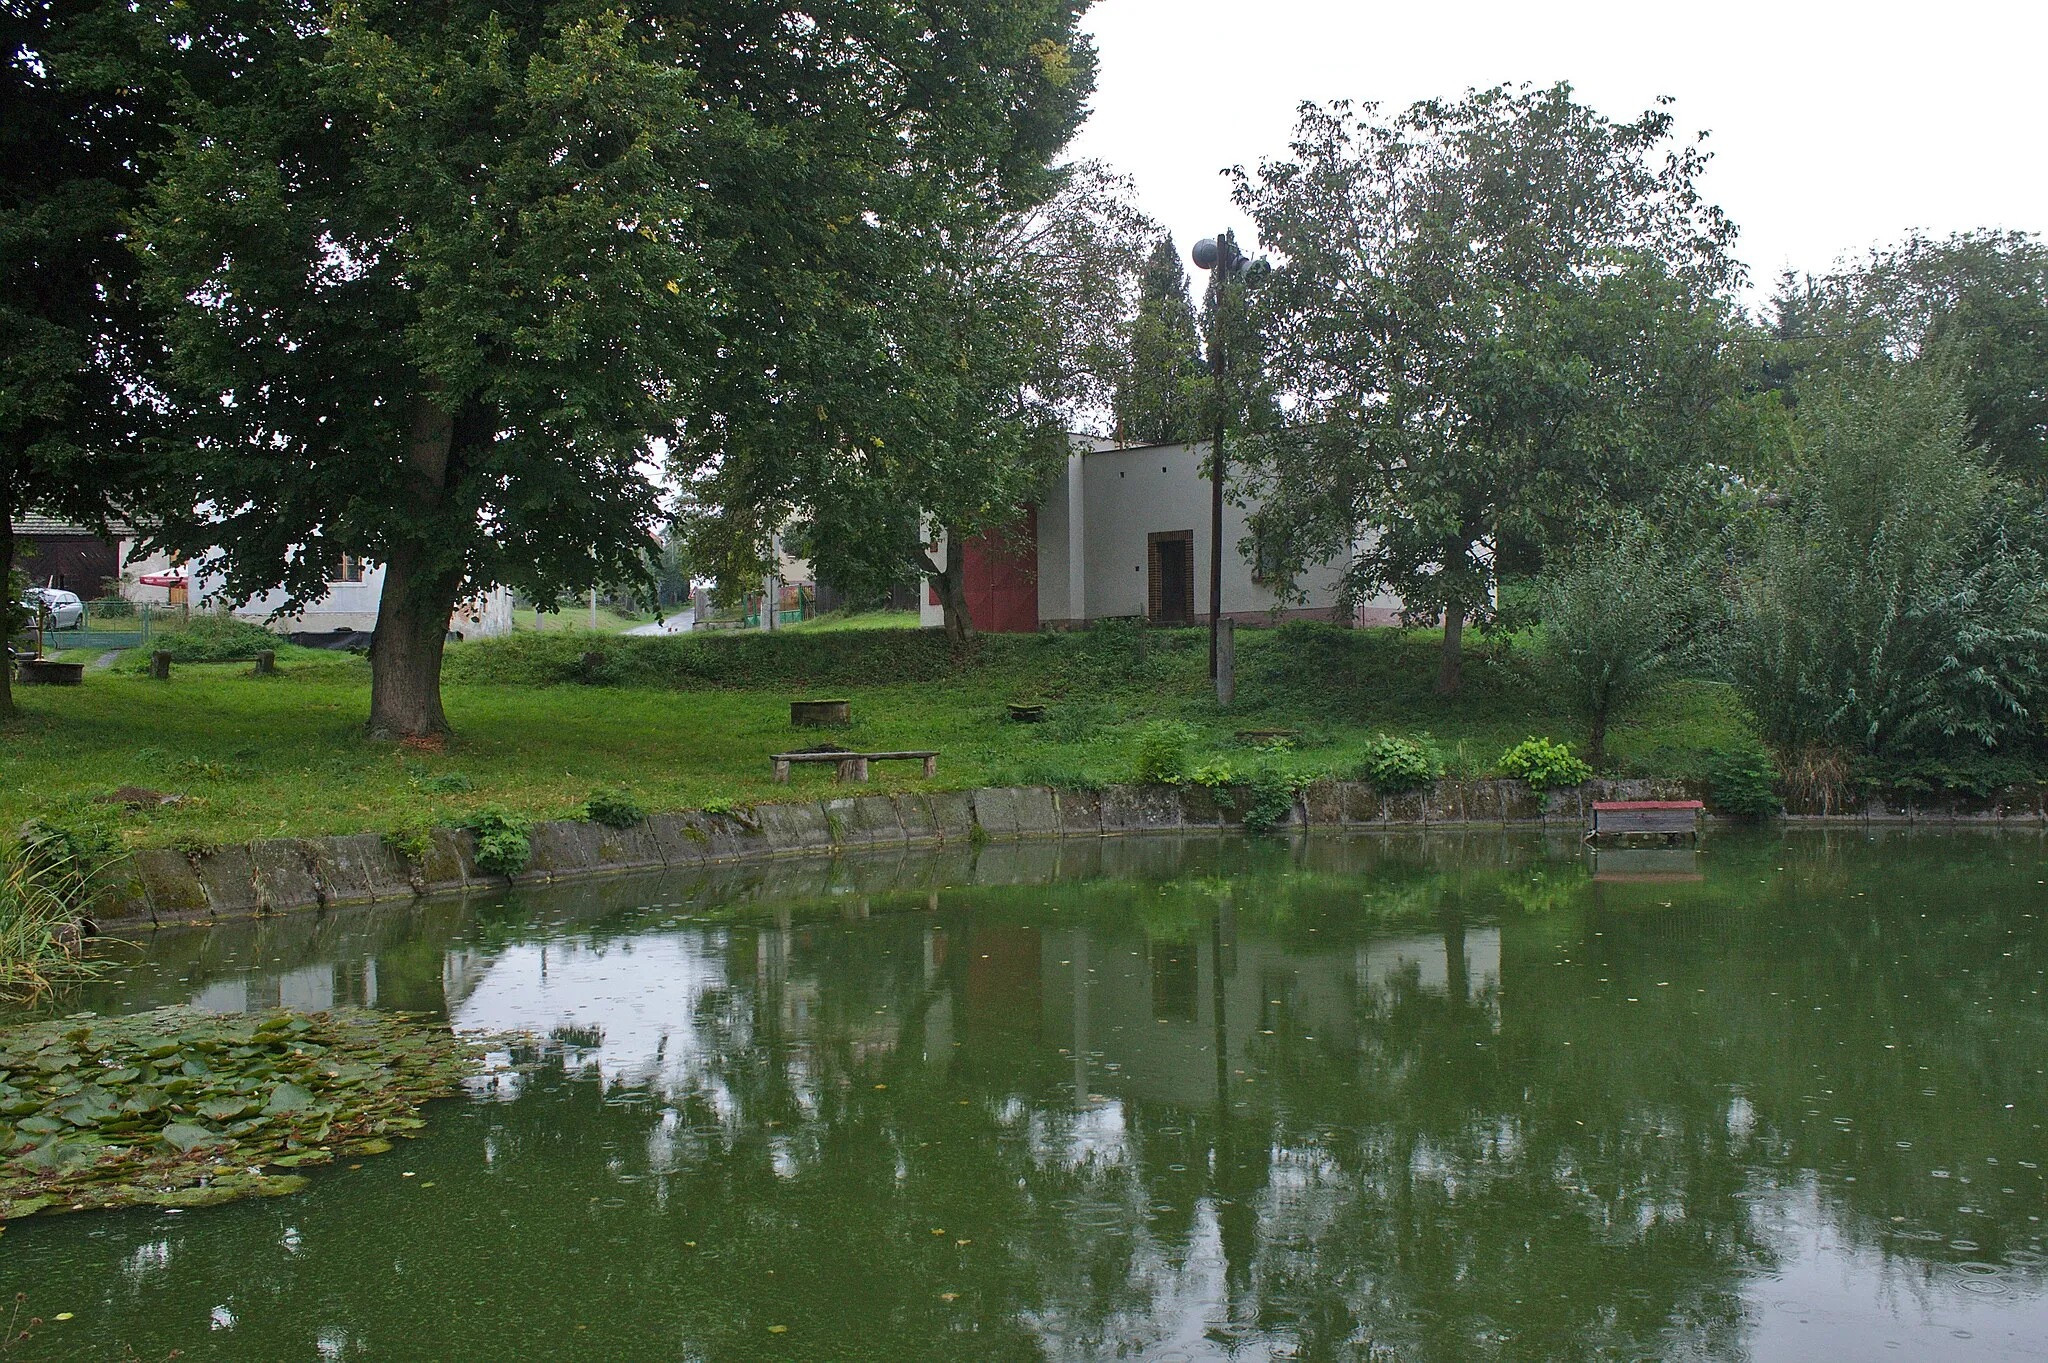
[4,827,2047,1362]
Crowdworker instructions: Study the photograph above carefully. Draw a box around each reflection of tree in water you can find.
[32,827,2047,1362]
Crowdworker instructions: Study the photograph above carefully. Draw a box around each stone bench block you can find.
[1056,789,1104,835]
[1100,784,1183,832]
[133,849,209,923]
[252,839,323,912]
[928,791,976,842]
[826,795,904,847]
[755,802,836,855]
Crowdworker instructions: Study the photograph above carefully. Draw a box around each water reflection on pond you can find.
[8,827,2048,1362]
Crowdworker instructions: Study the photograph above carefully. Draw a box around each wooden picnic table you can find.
[771,749,938,783]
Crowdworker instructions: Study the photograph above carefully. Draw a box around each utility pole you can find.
[1192,232,1264,698]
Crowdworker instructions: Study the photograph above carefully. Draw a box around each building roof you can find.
[9,514,136,538]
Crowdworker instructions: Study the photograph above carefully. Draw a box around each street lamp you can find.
[1191,232,1263,695]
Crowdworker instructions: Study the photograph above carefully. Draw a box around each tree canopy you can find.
[0,0,168,716]
[136,0,1098,732]
[1113,236,1205,445]
[1770,231,2048,487]
[1231,84,1752,692]
[685,158,1153,645]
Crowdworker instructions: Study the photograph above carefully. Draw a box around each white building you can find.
[919,438,1405,633]
[119,540,513,641]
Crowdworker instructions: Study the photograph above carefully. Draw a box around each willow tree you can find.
[1233,85,1748,692]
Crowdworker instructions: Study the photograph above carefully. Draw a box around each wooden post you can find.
[1215,617,1235,706]
[774,758,791,783]
[254,650,276,675]
[149,650,171,681]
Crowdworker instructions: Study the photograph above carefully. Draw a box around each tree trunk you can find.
[367,543,465,738]
[1588,710,1608,770]
[922,533,975,651]
[366,394,465,738]
[1434,605,1464,695]
[0,498,15,720]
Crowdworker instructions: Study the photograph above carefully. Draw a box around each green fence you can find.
[20,601,164,653]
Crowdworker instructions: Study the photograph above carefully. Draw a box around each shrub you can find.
[1131,720,1195,785]
[583,788,649,829]
[1721,363,2048,761]
[144,612,283,663]
[1498,737,1593,791]
[1241,765,1314,835]
[1356,733,1443,793]
[382,818,437,864]
[1706,746,1781,816]
[464,808,533,877]
[1531,516,1709,766]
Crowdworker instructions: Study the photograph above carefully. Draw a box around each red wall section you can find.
[956,510,1038,634]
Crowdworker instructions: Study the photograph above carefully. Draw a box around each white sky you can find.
[1070,0,2048,301]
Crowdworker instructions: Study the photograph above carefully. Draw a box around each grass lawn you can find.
[508,604,653,634]
[781,609,922,633]
[0,623,1757,851]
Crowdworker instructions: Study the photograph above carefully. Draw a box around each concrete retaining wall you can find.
[85,775,2047,929]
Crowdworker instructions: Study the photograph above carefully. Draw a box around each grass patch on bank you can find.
[0,623,1757,850]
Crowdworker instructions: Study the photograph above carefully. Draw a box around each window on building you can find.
[334,555,367,583]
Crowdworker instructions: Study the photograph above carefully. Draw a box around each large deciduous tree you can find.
[138,0,702,737]
[1114,236,1206,445]
[1,0,167,718]
[141,0,1099,732]
[1231,85,1748,692]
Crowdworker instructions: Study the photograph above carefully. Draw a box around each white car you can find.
[21,588,86,630]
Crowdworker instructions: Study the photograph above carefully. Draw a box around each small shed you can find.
[1591,799,1703,843]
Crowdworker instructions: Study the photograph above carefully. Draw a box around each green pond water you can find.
[3,827,2047,1362]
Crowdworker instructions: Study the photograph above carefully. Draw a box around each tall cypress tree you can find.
[1114,236,1205,445]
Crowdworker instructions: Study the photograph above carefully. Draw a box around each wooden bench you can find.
[1591,800,1703,843]
[771,749,938,783]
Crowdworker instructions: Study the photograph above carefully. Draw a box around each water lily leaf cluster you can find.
[0,1006,477,1219]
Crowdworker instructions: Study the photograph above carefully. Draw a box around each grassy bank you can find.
[0,622,1755,851]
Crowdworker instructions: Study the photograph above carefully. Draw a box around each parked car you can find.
[20,588,86,629]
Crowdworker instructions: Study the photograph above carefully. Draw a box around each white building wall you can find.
[118,542,513,638]
[1038,440,1399,627]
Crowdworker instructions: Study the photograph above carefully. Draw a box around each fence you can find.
[13,599,169,654]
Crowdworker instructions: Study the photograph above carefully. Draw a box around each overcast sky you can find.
[1069,0,2048,303]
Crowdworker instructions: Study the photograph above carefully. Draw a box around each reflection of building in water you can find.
[1037,925,1504,1110]
[190,959,379,1014]
[1359,928,1501,1027]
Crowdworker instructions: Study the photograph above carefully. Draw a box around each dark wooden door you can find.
[1150,531,1193,624]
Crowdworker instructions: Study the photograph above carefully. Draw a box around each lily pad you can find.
[159,1123,224,1153]
[0,1007,484,1220]
[261,1083,319,1116]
